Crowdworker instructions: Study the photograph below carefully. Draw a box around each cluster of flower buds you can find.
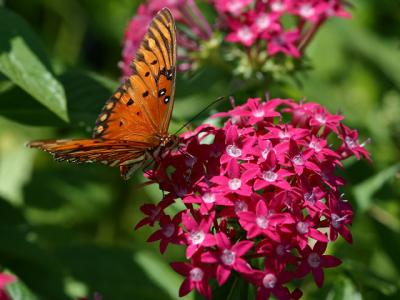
[214,0,351,57]
[137,97,369,299]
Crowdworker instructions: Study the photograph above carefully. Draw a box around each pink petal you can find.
[232,240,254,256]
[256,200,268,217]
[179,278,193,297]
[216,265,231,286]
[322,255,342,268]
[171,262,191,276]
[216,232,231,249]
[312,267,324,288]
[309,229,329,242]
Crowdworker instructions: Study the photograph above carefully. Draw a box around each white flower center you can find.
[150,207,161,220]
[331,213,342,229]
[262,273,277,289]
[292,154,304,166]
[163,224,175,238]
[256,14,271,30]
[228,178,242,190]
[300,4,315,18]
[190,230,205,245]
[276,244,285,256]
[176,187,188,198]
[253,109,265,118]
[221,249,236,266]
[227,0,246,15]
[278,131,291,139]
[185,156,197,167]
[271,1,285,12]
[309,140,322,152]
[296,221,309,234]
[345,136,357,149]
[308,252,321,268]
[237,26,254,43]
[314,113,326,124]
[256,216,268,229]
[226,144,242,158]
[234,200,248,213]
[304,192,315,203]
[202,193,215,204]
[190,267,204,282]
[263,171,278,182]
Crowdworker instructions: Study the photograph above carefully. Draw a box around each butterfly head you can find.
[159,133,178,148]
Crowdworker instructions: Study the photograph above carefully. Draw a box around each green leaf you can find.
[353,163,400,211]
[0,84,65,126]
[0,8,68,122]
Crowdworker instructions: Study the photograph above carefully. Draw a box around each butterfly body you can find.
[28,8,177,180]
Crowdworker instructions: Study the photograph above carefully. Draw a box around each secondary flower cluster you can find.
[215,0,351,57]
[137,97,370,299]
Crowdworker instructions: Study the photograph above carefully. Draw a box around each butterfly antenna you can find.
[173,96,226,135]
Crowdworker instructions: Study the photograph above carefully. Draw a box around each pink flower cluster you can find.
[137,98,370,299]
[215,0,351,57]
[120,0,212,77]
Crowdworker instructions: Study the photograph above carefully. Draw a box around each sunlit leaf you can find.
[0,8,68,121]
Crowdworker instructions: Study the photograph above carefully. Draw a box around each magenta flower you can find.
[211,159,253,196]
[242,150,292,191]
[238,199,293,241]
[147,214,183,253]
[295,241,342,288]
[201,232,253,285]
[137,97,369,299]
[182,212,216,258]
[264,29,301,58]
[215,0,252,16]
[171,258,214,299]
[226,21,258,47]
[339,124,371,161]
[250,265,293,300]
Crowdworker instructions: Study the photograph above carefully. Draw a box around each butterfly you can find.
[28,8,178,180]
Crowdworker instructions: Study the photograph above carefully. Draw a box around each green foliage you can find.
[0,8,68,122]
[0,0,399,300]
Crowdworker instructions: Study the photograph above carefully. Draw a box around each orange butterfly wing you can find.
[28,8,177,179]
[93,8,177,143]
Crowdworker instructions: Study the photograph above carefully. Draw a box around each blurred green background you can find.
[0,0,399,299]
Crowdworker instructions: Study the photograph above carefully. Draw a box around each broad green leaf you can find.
[0,84,65,126]
[353,163,400,211]
[0,8,68,121]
